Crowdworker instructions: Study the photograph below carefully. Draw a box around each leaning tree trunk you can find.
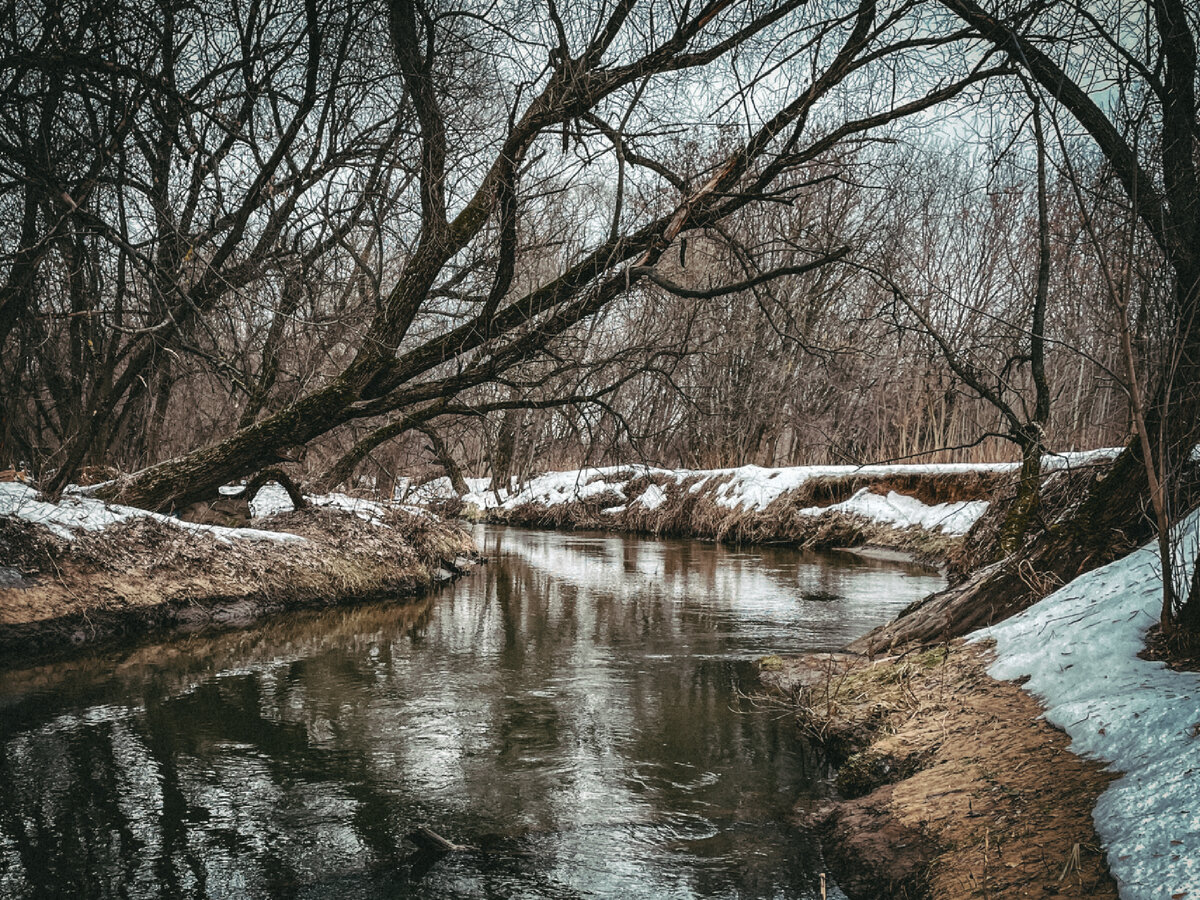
[94,375,362,511]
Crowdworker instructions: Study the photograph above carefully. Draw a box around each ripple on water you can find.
[0,525,941,899]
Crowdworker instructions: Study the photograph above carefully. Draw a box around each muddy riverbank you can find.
[764,642,1118,899]
[0,505,474,665]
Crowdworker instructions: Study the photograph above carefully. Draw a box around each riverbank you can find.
[0,481,475,664]
[767,643,1117,898]
[768,509,1200,899]
[415,453,1119,568]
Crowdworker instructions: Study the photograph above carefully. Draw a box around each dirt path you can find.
[769,643,1118,899]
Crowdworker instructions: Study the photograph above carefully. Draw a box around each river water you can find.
[0,526,944,899]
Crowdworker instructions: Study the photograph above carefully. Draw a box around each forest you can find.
[3,0,1197,633]
[2,1,1200,898]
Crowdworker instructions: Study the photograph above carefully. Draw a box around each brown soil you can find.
[0,506,475,664]
[1140,624,1200,672]
[766,642,1118,900]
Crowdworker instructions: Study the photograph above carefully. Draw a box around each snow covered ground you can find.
[973,512,1200,898]
[0,475,442,548]
[440,451,1120,537]
[238,481,424,525]
[0,481,304,544]
[796,487,988,535]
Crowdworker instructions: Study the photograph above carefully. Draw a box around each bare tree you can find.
[940,0,1200,632]
[0,0,405,487]
[45,0,998,510]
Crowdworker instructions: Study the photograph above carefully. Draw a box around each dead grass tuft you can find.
[770,642,1118,899]
[0,506,474,662]
[481,469,994,565]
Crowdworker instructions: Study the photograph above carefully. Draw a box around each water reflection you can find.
[0,526,943,898]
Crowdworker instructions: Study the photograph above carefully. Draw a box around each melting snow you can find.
[230,481,427,525]
[972,511,1200,898]
[799,488,989,535]
[0,482,303,544]
[450,458,1099,536]
[394,475,489,505]
[635,483,667,511]
[307,492,391,526]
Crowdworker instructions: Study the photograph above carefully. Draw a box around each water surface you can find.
[0,526,944,898]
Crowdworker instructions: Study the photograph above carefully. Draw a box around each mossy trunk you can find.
[998,441,1042,557]
[94,378,361,511]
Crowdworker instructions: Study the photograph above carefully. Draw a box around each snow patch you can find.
[972,511,1200,898]
[634,483,667,511]
[0,482,304,544]
[394,475,486,505]
[248,482,294,518]
[217,481,426,525]
[308,492,387,523]
[461,466,641,511]
[799,488,989,535]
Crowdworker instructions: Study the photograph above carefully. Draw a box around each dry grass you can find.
[488,469,977,565]
[953,464,1116,572]
[484,462,1126,576]
[766,642,1118,899]
[0,506,474,662]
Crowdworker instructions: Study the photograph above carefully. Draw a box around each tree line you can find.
[2,0,1198,631]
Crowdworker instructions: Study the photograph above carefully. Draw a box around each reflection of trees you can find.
[0,600,443,896]
[0,528,922,896]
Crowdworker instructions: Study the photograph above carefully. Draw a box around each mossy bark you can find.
[998,440,1043,557]
[94,376,362,511]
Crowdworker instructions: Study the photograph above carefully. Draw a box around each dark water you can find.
[0,526,944,899]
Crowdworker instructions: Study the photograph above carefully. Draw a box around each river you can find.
[0,525,944,899]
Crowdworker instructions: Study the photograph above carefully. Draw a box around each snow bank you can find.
[0,482,303,544]
[799,488,989,535]
[972,512,1200,898]
[703,449,1119,513]
[450,458,1072,536]
[455,452,1117,527]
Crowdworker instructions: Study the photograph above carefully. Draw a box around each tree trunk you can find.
[491,409,519,496]
[1180,549,1200,634]
[998,438,1043,556]
[94,376,361,510]
[419,425,468,496]
[315,416,416,494]
[853,438,1157,653]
